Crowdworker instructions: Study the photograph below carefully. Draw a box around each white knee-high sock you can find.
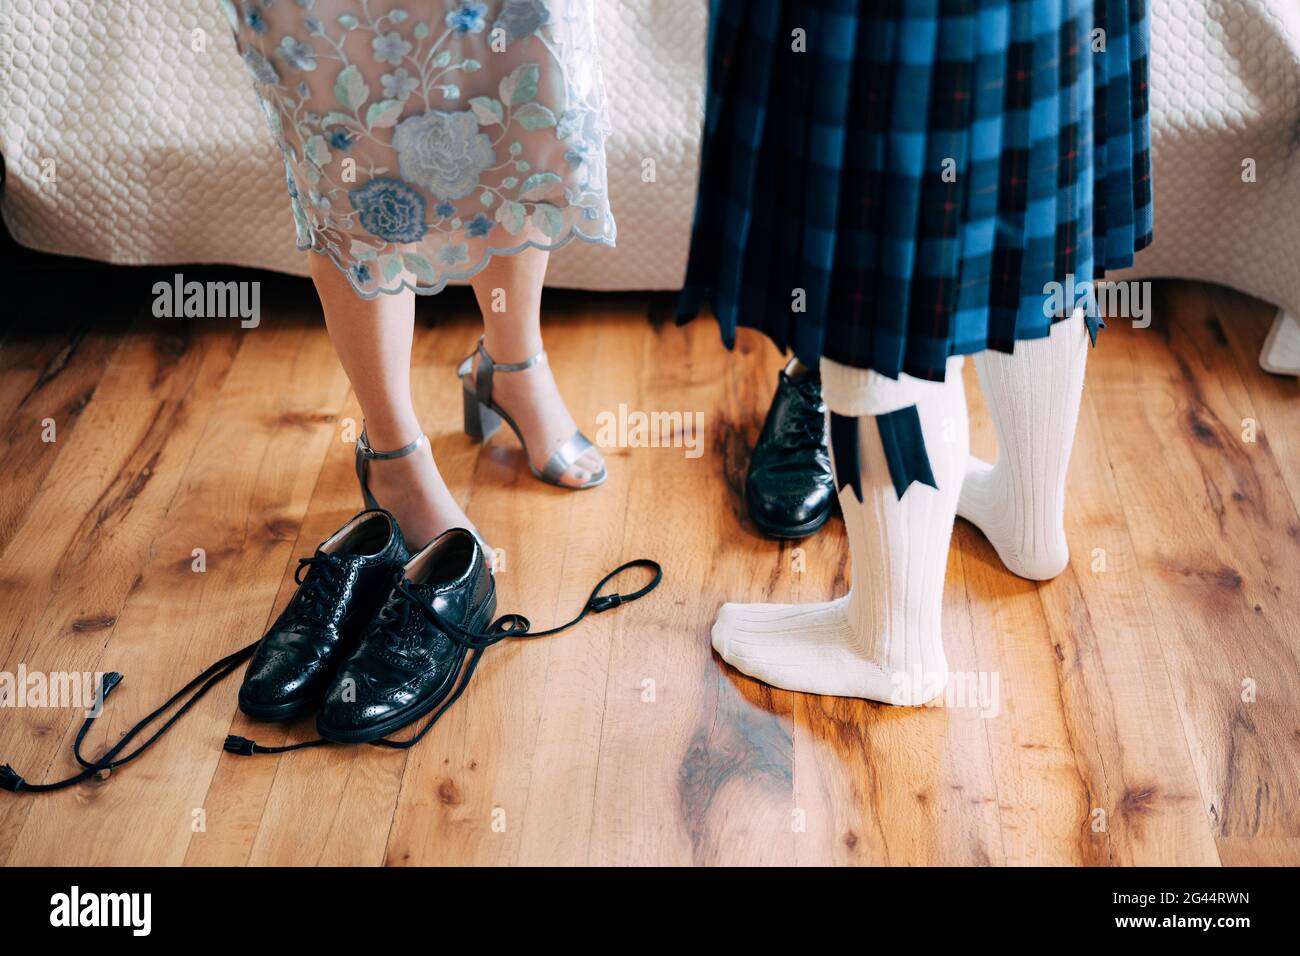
[957,309,1088,580]
[711,357,967,705]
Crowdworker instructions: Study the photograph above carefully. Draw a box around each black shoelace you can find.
[773,383,827,451]
[290,554,349,627]
[373,582,445,658]
[0,559,661,793]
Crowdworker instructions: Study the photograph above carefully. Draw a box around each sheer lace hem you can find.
[304,222,615,299]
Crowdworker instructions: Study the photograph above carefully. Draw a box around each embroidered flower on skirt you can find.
[222,0,616,297]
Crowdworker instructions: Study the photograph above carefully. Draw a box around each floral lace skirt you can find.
[222,0,616,297]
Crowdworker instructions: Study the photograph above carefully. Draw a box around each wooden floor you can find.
[0,272,1297,866]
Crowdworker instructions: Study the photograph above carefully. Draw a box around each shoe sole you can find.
[748,503,834,540]
[315,586,498,745]
[237,692,317,722]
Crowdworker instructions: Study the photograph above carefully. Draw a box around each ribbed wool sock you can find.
[711,357,967,705]
[957,309,1088,580]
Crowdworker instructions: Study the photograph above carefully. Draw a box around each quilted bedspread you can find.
[0,0,706,291]
[2,0,1298,314]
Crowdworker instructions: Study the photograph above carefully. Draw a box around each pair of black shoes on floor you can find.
[237,510,495,743]
[746,358,835,539]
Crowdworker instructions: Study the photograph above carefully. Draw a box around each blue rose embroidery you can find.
[240,0,610,287]
[445,2,488,34]
[392,110,496,201]
[349,177,428,244]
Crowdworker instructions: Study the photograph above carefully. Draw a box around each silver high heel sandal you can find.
[355,424,428,511]
[456,337,607,489]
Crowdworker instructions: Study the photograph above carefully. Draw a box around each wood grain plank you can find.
[2,277,1296,866]
[584,321,799,865]
[955,520,1097,864]
[1215,836,1300,866]
[955,327,1225,865]
[6,313,348,864]
[1208,284,1300,620]
[0,322,123,554]
[1089,287,1300,840]
[1030,384,1218,864]
[511,295,644,866]
[0,318,238,864]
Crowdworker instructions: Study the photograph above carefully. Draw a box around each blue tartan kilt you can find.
[678,0,1154,381]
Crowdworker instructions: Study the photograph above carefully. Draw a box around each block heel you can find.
[462,384,503,442]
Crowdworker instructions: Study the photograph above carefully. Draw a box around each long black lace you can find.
[774,381,826,450]
[290,554,349,627]
[0,559,661,793]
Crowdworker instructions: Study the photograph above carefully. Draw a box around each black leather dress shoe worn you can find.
[238,510,409,721]
[746,358,835,538]
[316,528,496,744]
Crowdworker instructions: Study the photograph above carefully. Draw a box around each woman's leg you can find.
[311,253,471,547]
[467,248,605,487]
[957,308,1089,580]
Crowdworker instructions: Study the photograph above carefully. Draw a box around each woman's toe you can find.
[577,450,606,484]
[553,450,602,487]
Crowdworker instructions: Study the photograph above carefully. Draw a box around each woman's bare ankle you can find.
[365,448,474,547]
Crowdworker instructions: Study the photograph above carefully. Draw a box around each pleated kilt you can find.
[679,0,1153,380]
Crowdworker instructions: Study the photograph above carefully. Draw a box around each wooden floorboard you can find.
[1,277,1296,865]
[1090,288,1300,845]
[7,313,348,864]
[0,317,240,864]
[0,322,122,556]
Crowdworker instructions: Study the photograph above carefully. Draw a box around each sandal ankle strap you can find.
[357,424,427,461]
[473,336,546,404]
